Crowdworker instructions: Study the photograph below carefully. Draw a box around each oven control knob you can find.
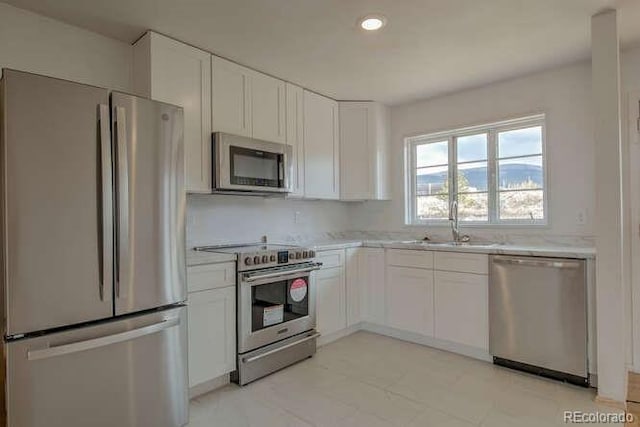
[309,250,316,258]
[262,255,269,263]
[270,254,276,262]
[245,257,252,265]
[295,252,302,259]
[289,252,295,260]
[253,256,261,265]
[302,251,308,258]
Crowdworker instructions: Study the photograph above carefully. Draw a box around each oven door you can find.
[238,263,321,353]
[214,132,292,193]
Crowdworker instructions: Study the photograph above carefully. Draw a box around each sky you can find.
[416,126,542,170]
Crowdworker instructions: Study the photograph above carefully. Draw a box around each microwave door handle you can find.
[283,145,292,190]
[98,104,113,302]
[114,106,130,299]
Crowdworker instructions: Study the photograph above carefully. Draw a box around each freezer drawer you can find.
[489,255,587,382]
[5,307,188,427]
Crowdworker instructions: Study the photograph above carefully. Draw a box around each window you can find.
[405,115,546,226]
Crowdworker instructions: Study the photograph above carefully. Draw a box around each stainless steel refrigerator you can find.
[0,69,188,427]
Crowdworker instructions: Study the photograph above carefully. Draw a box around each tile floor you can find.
[188,332,624,427]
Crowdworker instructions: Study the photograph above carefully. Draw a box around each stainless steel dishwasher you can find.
[489,255,588,386]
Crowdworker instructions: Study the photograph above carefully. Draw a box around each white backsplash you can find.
[186,194,352,247]
[186,195,594,249]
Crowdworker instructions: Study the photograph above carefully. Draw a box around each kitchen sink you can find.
[424,241,503,247]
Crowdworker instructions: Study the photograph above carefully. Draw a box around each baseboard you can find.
[360,322,493,362]
[317,324,361,347]
[189,373,230,399]
[595,395,627,410]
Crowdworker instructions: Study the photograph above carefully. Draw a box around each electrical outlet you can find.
[576,209,587,226]
[294,211,303,224]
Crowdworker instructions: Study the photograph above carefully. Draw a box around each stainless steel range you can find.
[195,243,322,385]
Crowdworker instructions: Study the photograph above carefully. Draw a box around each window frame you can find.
[404,114,548,227]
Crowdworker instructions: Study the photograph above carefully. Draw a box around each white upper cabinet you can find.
[285,83,305,198]
[133,32,212,193]
[250,71,286,143]
[211,55,251,137]
[339,102,391,201]
[303,90,340,200]
[211,56,286,145]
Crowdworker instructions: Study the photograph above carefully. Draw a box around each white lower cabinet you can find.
[315,265,346,337]
[316,247,490,358]
[386,266,434,336]
[434,271,489,350]
[187,286,236,388]
[345,248,362,326]
[362,248,386,325]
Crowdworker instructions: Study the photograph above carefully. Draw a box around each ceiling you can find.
[3,0,640,105]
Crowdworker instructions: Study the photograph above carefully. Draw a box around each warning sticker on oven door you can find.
[263,305,284,327]
[290,278,308,302]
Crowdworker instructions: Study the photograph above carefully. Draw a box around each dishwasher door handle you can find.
[492,256,581,269]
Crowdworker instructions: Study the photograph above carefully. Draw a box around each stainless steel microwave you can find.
[212,132,292,194]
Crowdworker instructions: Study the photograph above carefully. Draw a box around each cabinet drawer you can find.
[434,252,488,275]
[316,249,345,269]
[386,249,434,269]
[187,262,235,292]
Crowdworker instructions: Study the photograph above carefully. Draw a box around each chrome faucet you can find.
[449,198,470,244]
[449,199,460,242]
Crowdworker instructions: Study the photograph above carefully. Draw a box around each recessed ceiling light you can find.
[359,15,387,31]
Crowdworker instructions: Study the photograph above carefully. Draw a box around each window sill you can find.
[405,222,550,230]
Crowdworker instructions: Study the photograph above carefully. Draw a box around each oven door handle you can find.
[243,263,323,283]
[242,332,321,364]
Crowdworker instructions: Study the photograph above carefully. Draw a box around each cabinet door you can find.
[345,248,362,326]
[285,83,305,198]
[303,90,340,199]
[361,248,386,325]
[187,287,236,387]
[339,103,371,200]
[251,71,286,143]
[434,271,488,350]
[338,102,391,201]
[144,33,212,193]
[386,266,434,336]
[315,267,346,336]
[211,55,251,137]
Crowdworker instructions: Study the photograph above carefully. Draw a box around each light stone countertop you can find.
[305,239,595,259]
[186,249,237,266]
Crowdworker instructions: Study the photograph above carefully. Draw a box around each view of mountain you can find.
[417,163,543,193]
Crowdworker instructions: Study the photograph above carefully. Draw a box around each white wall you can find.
[591,9,626,403]
[622,46,640,373]
[351,61,595,243]
[187,195,351,247]
[0,2,132,91]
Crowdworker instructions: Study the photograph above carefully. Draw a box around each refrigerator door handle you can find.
[27,317,180,361]
[98,104,113,302]
[114,105,130,299]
